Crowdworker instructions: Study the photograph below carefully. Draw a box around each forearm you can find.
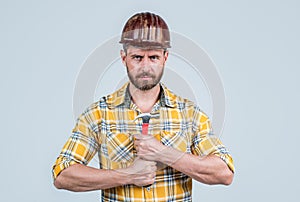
[134,134,234,185]
[159,147,234,185]
[54,164,128,192]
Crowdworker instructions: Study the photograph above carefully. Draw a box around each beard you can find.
[127,65,164,91]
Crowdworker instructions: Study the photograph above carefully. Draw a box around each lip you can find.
[139,76,152,79]
[140,78,151,81]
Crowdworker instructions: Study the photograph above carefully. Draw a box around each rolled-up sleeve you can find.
[52,103,101,179]
[191,108,235,172]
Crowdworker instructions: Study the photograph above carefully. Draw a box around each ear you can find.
[120,50,127,66]
[163,50,169,65]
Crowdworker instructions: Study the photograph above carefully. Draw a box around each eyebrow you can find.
[149,54,160,58]
[130,54,160,58]
[130,54,144,58]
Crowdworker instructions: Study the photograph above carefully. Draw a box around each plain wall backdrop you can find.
[1,0,299,201]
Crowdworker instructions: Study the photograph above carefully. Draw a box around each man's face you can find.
[121,46,169,91]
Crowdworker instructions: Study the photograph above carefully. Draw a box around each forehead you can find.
[126,46,165,55]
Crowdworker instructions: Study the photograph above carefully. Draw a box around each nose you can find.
[140,57,151,71]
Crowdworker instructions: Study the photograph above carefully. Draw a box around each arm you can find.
[155,145,233,185]
[52,103,156,192]
[54,164,126,192]
[134,134,234,185]
[54,158,157,192]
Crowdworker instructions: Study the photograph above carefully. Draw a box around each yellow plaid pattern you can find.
[52,82,234,201]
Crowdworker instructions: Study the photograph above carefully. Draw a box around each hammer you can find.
[134,112,160,135]
[133,112,159,188]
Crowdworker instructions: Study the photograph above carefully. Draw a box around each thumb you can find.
[134,134,144,140]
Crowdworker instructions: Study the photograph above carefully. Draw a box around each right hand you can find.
[120,158,157,187]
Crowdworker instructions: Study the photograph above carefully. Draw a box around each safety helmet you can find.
[120,12,171,49]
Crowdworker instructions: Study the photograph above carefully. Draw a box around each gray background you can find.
[1,0,299,201]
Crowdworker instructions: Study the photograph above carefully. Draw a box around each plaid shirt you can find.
[52,82,234,202]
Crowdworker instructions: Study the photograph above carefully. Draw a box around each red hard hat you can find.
[120,12,171,49]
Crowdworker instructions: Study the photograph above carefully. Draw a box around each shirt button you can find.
[146,187,151,191]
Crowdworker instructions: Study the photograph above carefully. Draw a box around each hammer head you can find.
[134,112,160,123]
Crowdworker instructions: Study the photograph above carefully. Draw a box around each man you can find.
[53,12,234,201]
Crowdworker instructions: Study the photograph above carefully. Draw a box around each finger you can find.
[140,159,156,166]
[148,166,157,173]
[134,141,140,152]
[147,173,156,181]
[134,140,140,148]
[133,134,143,140]
[134,134,152,140]
[148,161,157,166]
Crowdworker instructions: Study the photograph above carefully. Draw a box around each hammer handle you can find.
[142,123,149,135]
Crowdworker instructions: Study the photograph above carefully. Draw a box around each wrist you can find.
[114,167,133,185]
[111,168,131,186]
[159,146,185,166]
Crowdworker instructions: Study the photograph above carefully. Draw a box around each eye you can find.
[149,55,159,61]
[132,55,143,61]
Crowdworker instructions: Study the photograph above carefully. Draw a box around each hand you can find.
[119,158,157,187]
[134,134,167,162]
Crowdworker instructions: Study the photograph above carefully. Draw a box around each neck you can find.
[129,83,161,113]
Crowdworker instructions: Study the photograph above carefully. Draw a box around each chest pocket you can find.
[105,132,134,163]
[160,130,189,153]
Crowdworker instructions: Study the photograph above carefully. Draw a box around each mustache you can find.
[136,72,155,78]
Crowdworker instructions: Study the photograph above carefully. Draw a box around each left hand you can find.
[134,134,167,162]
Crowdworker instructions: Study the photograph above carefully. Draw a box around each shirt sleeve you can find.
[52,103,101,180]
[191,107,235,172]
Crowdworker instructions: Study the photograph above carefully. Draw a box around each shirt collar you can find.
[105,82,177,109]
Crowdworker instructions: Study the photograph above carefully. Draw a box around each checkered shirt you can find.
[52,82,234,201]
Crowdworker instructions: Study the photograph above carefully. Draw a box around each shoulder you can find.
[79,83,129,119]
[161,83,195,109]
[99,82,129,109]
[76,101,102,124]
[161,83,209,119]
